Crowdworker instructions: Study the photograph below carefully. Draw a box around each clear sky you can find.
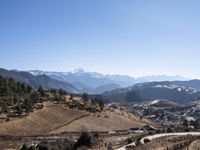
[0,0,200,78]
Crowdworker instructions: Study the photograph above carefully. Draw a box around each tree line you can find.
[0,76,105,116]
[0,76,66,115]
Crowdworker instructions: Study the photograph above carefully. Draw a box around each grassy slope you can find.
[0,102,156,136]
[0,102,88,136]
[51,108,155,133]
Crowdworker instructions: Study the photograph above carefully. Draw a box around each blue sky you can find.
[0,0,200,78]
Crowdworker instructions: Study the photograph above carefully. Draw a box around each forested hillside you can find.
[0,75,104,119]
[0,75,64,115]
[102,81,200,103]
[0,68,79,93]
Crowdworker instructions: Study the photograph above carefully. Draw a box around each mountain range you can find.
[102,81,200,103]
[0,68,79,93]
[1,68,200,104]
[28,68,189,94]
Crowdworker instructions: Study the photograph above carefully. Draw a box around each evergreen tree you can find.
[82,93,88,101]
[183,119,188,127]
[74,132,92,149]
[70,94,74,100]
[23,98,33,112]
[26,85,32,93]
[30,92,39,103]
[97,99,104,110]
[38,86,45,97]
[58,89,67,95]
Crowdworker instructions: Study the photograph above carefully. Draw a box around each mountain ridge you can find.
[102,80,200,103]
[28,69,189,94]
[0,68,79,93]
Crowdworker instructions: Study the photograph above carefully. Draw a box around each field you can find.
[51,108,154,134]
[0,102,88,136]
[0,101,158,149]
[0,102,155,136]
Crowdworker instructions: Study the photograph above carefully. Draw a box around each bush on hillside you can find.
[74,132,92,149]
[143,138,150,144]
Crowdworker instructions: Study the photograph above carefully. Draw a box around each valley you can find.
[2,0,200,149]
[1,69,200,150]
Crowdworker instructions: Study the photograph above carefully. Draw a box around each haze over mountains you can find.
[0,68,79,93]
[28,68,189,93]
[103,81,200,104]
[1,67,200,104]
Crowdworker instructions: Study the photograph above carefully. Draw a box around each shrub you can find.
[167,128,173,133]
[74,132,92,149]
[162,129,166,133]
[135,140,141,146]
[37,145,48,150]
[29,146,36,150]
[143,138,150,144]
[37,139,74,150]
[148,132,153,135]
[184,128,190,132]
[156,130,161,134]
[126,137,133,144]
[20,144,29,150]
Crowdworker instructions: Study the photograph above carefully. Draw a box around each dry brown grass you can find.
[0,102,156,136]
[51,108,155,134]
[0,102,88,136]
[189,140,200,150]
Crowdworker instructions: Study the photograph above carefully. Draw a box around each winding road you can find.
[116,132,200,150]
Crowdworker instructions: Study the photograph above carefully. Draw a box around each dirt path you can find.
[140,132,200,144]
[0,104,89,136]
[49,113,90,134]
[116,132,200,150]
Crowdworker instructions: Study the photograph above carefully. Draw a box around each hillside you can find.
[0,75,35,114]
[29,69,137,89]
[0,76,156,136]
[51,107,154,134]
[0,102,155,136]
[0,75,82,126]
[173,80,200,89]
[94,83,121,94]
[145,99,179,107]
[29,69,188,94]
[0,102,88,136]
[0,68,79,93]
[102,81,200,103]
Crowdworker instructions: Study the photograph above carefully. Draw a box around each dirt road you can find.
[116,132,200,150]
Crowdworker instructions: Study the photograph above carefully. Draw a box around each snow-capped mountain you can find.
[28,68,189,94]
[0,68,79,93]
[102,81,200,103]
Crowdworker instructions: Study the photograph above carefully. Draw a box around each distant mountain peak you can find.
[0,68,79,93]
[72,68,85,74]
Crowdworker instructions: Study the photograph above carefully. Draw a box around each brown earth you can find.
[189,140,200,150]
[0,102,156,136]
[51,108,155,134]
[0,102,88,136]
